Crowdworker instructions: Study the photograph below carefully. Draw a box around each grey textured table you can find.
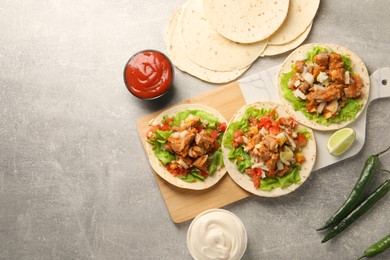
[1,1,390,259]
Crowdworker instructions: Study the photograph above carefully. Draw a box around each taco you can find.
[222,102,316,197]
[145,104,227,190]
[276,43,370,131]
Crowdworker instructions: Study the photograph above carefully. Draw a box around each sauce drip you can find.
[124,51,173,99]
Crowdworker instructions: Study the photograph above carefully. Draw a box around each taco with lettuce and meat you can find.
[222,101,316,197]
[145,104,227,190]
[276,43,370,131]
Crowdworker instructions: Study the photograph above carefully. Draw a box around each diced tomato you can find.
[258,117,273,130]
[210,130,219,139]
[199,171,208,177]
[270,126,281,135]
[212,140,220,151]
[246,168,262,188]
[253,177,260,189]
[278,117,289,126]
[264,121,272,130]
[167,163,181,177]
[233,129,244,138]
[146,125,158,138]
[232,136,244,147]
[196,125,204,132]
[159,123,171,131]
[296,133,307,147]
[217,122,227,132]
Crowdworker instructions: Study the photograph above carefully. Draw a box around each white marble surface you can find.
[1,0,390,259]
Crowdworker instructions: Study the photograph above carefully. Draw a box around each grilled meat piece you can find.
[329,68,345,83]
[344,75,363,98]
[310,84,342,102]
[195,130,214,152]
[166,129,197,157]
[193,155,209,171]
[329,53,344,70]
[313,52,329,67]
[295,60,306,73]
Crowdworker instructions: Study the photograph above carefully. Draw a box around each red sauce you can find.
[124,50,174,99]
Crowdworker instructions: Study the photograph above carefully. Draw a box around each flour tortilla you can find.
[146,104,228,190]
[222,102,316,197]
[181,0,267,71]
[276,43,370,131]
[203,0,290,44]
[268,0,320,45]
[165,8,250,84]
[261,22,313,57]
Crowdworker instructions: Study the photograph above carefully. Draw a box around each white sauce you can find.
[187,209,247,260]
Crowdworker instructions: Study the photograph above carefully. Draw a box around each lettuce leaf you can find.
[171,109,220,128]
[260,165,301,191]
[208,150,223,175]
[151,142,175,165]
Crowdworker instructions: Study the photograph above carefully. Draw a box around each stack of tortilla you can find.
[165,0,320,84]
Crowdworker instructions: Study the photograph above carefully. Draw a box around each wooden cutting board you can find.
[136,82,251,223]
[136,67,390,223]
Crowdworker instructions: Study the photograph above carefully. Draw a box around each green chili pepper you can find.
[317,146,390,231]
[358,233,390,259]
[321,179,390,243]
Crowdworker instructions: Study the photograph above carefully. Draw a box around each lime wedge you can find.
[327,128,356,156]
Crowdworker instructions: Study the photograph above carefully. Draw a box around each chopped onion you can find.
[345,71,350,84]
[195,133,201,143]
[276,132,286,139]
[302,65,308,74]
[252,162,269,172]
[176,158,189,169]
[180,130,188,138]
[317,102,326,114]
[314,84,326,91]
[171,132,180,139]
[277,160,284,171]
[326,100,339,113]
[260,127,268,136]
[285,134,296,149]
[302,72,314,85]
[317,72,329,83]
[293,89,306,100]
[294,80,301,87]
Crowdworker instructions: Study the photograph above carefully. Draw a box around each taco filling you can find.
[224,107,310,191]
[146,109,226,183]
[280,46,364,125]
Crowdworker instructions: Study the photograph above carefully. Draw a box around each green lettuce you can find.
[260,165,301,191]
[151,142,175,165]
[171,109,220,128]
[208,150,224,175]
